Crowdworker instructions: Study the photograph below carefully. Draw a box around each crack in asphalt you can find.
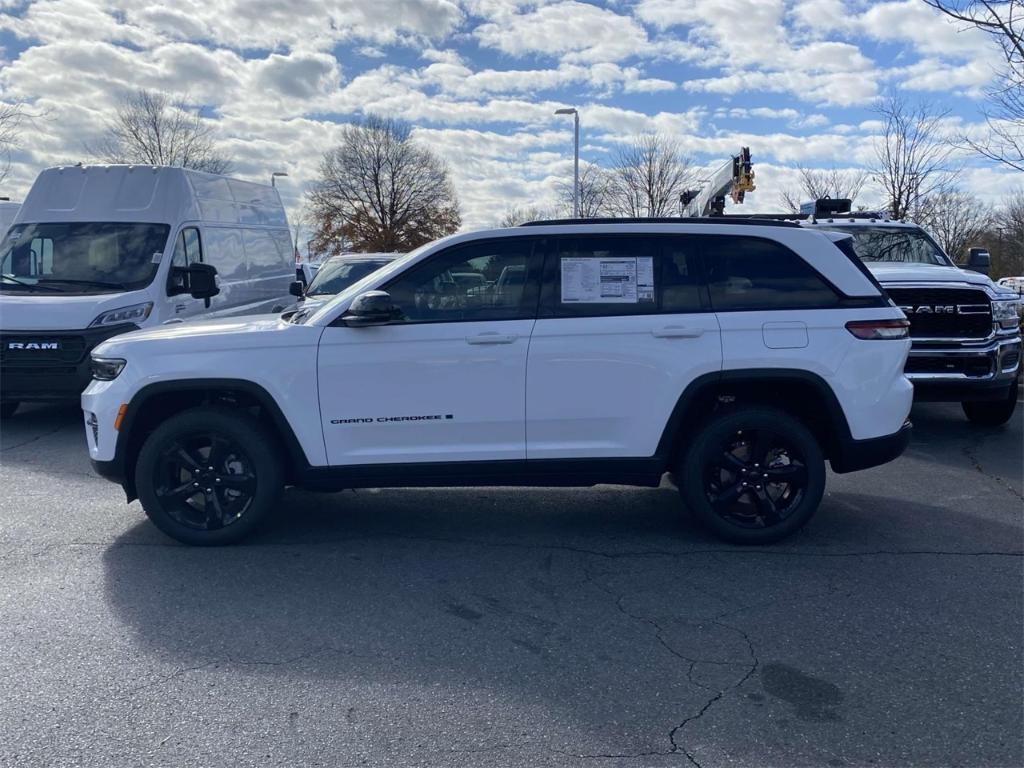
[0,423,71,453]
[962,441,1024,502]
[559,560,761,765]
[127,649,333,697]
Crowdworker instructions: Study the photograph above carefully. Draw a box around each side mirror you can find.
[289,280,304,297]
[342,290,395,327]
[965,247,991,275]
[187,263,220,308]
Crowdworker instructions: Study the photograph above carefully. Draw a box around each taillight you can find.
[845,319,910,340]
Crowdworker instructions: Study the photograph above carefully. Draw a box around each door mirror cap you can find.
[965,247,991,275]
[343,290,395,327]
[289,280,304,297]
[186,263,220,307]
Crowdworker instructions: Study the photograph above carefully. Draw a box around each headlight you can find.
[90,356,126,381]
[89,302,153,328]
[992,298,1022,330]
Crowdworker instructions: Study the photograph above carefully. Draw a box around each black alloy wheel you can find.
[679,407,826,544]
[135,407,283,545]
[703,428,808,529]
[154,432,258,531]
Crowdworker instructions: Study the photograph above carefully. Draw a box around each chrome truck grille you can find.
[884,286,992,340]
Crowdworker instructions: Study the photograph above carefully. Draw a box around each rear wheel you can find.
[0,401,19,419]
[962,378,1019,426]
[135,407,284,545]
[678,407,826,544]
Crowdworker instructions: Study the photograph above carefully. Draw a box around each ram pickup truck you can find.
[803,216,1020,425]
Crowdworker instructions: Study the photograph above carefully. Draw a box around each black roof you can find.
[518,217,801,229]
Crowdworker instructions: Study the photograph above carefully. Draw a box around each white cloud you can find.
[475,1,651,63]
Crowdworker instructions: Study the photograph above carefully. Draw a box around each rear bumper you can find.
[830,420,912,474]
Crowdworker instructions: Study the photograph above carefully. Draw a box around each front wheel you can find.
[962,378,1019,427]
[678,407,826,545]
[135,407,284,545]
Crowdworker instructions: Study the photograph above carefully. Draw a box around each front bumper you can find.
[905,334,1020,402]
[830,420,912,474]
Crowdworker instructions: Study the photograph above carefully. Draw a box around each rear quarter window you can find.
[702,235,841,311]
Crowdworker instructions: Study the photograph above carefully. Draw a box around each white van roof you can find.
[16,165,288,229]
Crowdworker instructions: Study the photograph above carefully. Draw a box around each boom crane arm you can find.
[680,147,756,217]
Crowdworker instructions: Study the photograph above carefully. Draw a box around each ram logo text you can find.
[7,341,59,350]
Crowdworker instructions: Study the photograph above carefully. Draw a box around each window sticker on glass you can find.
[561,256,654,304]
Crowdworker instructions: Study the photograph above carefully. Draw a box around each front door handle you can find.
[466,333,518,345]
[652,326,704,338]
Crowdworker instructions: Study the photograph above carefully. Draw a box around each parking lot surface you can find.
[0,402,1021,767]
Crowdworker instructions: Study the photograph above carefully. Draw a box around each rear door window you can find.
[541,235,704,317]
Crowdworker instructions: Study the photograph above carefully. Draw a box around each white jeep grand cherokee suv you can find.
[83,220,913,546]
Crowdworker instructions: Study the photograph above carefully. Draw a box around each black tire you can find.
[1,401,19,419]
[135,407,284,545]
[962,378,1019,427]
[678,407,826,545]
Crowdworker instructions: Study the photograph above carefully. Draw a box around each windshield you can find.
[821,226,951,266]
[307,258,393,296]
[0,222,170,294]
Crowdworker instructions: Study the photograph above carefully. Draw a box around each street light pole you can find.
[271,171,288,188]
[555,108,579,217]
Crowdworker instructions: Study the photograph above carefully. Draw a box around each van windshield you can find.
[0,222,170,294]
[819,225,951,266]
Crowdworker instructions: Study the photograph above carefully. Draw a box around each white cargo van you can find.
[0,165,294,414]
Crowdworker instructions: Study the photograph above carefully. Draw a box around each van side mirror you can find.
[342,290,395,327]
[965,247,991,275]
[289,280,304,298]
[186,263,220,307]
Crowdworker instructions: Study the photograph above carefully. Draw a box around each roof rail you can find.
[518,217,801,229]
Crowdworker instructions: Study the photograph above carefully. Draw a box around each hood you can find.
[0,289,153,331]
[93,313,319,359]
[866,261,996,288]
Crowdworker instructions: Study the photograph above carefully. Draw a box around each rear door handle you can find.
[652,326,704,338]
[466,333,518,345]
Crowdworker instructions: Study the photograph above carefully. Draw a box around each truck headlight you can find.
[91,356,126,381]
[89,302,153,327]
[992,298,1022,330]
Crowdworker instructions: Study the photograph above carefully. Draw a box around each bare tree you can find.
[780,166,870,212]
[93,90,232,174]
[915,189,992,259]
[987,189,1024,277]
[924,0,1024,171]
[0,102,28,185]
[606,134,699,217]
[499,205,553,227]
[556,164,611,218]
[870,95,958,220]
[309,115,461,254]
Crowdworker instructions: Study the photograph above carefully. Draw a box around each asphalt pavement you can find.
[0,401,1021,767]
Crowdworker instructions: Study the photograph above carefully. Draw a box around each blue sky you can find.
[0,0,1017,229]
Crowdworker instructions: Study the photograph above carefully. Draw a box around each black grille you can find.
[885,287,992,339]
[905,355,993,377]
[0,333,88,366]
[0,323,138,369]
